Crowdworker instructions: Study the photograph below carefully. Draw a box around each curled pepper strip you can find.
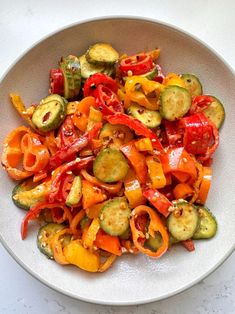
[50,228,71,265]
[98,254,117,273]
[21,132,50,172]
[106,113,164,153]
[130,205,169,258]
[48,156,94,203]
[70,209,86,236]
[1,126,33,180]
[21,202,72,239]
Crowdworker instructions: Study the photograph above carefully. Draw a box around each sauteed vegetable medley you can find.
[1,42,225,272]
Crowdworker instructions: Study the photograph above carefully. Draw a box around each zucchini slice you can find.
[180,74,203,96]
[144,232,163,251]
[93,148,129,183]
[123,66,158,81]
[32,94,67,132]
[86,43,119,65]
[193,206,217,239]
[99,123,133,148]
[60,55,81,99]
[99,197,131,236]
[65,176,82,207]
[202,96,225,129]
[127,104,162,128]
[160,85,191,121]
[12,179,50,210]
[167,202,199,241]
[37,223,65,259]
[79,54,107,79]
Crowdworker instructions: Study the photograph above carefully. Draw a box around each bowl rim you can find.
[0,15,234,306]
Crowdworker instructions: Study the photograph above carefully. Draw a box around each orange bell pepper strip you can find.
[72,96,96,132]
[86,202,104,219]
[173,183,194,200]
[21,132,50,172]
[134,138,153,151]
[63,239,100,272]
[124,168,146,208]
[120,141,148,184]
[146,156,166,189]
[1,126,33,180]
[121,239,139,254]
[98,254,117,272]
[83,218,100,249]
[196,167,212,204]
[130,205,169,258]
[70,209,85,236]
[82,180,107,209]
[160,147,197,183]
[181,239,195,252]
[43,131,59,155]
[80,169,122,195]
[94,229,122,256]
[33,169,48,183]
[50,228,71,265]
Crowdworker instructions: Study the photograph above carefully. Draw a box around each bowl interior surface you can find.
[0,18,234,305]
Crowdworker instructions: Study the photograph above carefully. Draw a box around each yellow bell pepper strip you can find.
[143,188,173,217]
[173,183,194,200]
[1,126,33,180]
[72,96,96,132]
[105,113,164,153]
[98,254,117,272]
[9,94,36,130]
[80,169,122,195]
[82,180,107,209]
[196,167,212,204]
[63,239,100,272]
[50,228,71,265]
[163,73,186,88]
[124,76,164,110]
[83,218,100,249]
[66,101,79,115]
[130,205,169,258]
[160,147,197,183]
[94,229,122,256]
[70,209,86,237]
[124,169,146,208]
[134,138,153,152]
[87,106,103,131]
[146,156,166,189]
[120,141,148,184]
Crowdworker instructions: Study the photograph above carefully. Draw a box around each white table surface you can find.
[0,1,234,313]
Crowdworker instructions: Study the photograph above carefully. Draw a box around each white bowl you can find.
[0,17,234,305]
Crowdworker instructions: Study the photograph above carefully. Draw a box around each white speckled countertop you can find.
[0,1,234,313]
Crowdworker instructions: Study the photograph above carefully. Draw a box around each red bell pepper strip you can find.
[87,122,103,145]
[181,239,195,252]
[95,85,123,114]
[49,133,89,170]
[179,113,218,156]
[120,142,148,184]
[21,202,72,239]
[106,113,164,153]
[119,53,154,76]
[162,119,182,146]
[49,68,64,95]
[83,73,118,97]
[189,95,214,115]
[58,116,79,148]
[48,156,94,203]
[143,188,172,217]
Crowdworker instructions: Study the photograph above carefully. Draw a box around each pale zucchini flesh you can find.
[127,104,162,128]
[202,96,225,129]
[181,74,203,96]
[86,43,119,65]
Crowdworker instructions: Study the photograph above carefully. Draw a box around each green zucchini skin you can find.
[167,202,199,241]
[160,85,191,121]
[12,179,49,210]
[85,43,119,65]
[180,74,203,96]
[93,148,129,183]
[65,176,82,207]
[202,96,225,129]
[37,223,65,259]
[99,197,131,236]
[60,55,81,99]
[127,104,162,128]
[32,94,67,132]
[193,206,217,239]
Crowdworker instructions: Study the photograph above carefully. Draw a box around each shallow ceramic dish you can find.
[0,17,234,305]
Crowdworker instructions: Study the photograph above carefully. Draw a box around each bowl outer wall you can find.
[0,17,234,305]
